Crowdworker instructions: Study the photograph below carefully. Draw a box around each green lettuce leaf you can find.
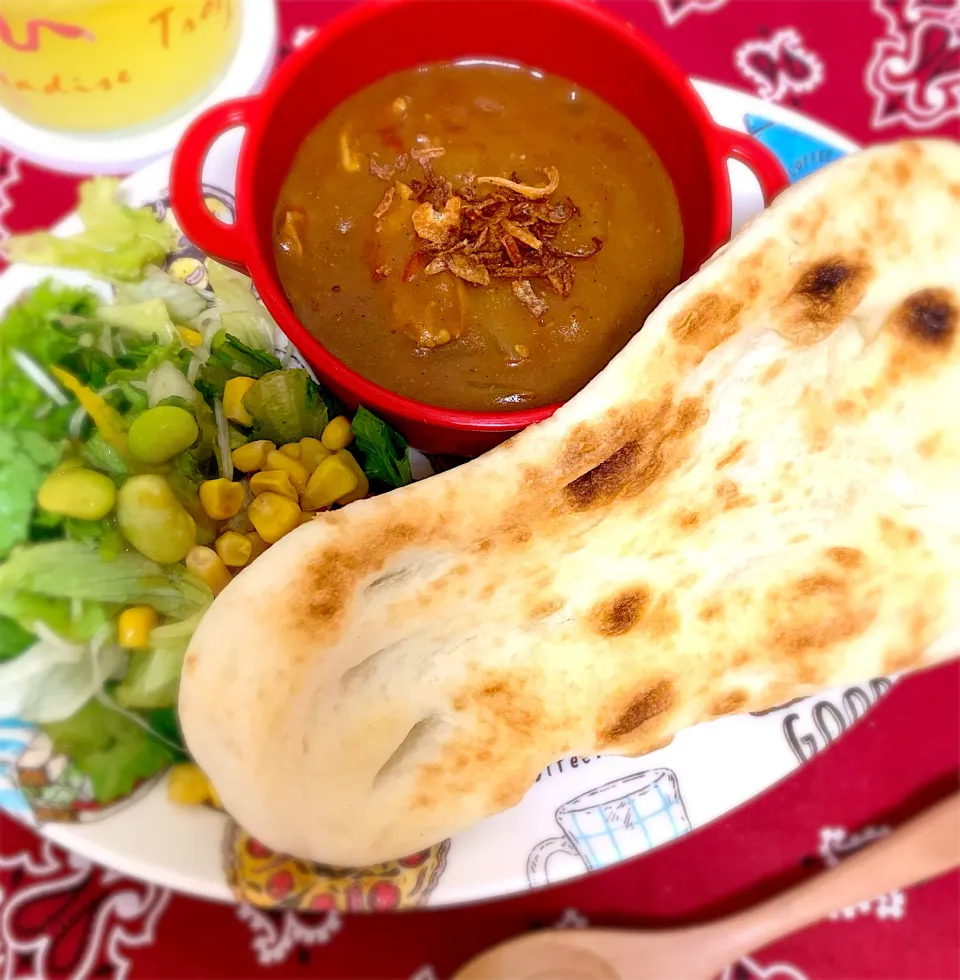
[114,611,201,709]
[241,368,328,445]
[205,260,277,350]
[139,706,189,761]
[0,281,98,441]
[4,178,177,282]
[82,432,130,480]
[99,299,178,346]
[0,541,212,619]
[0,429,62,558]
[41,698,174,803]
[56,345,114,389]
[195,333,281,402]
[351,406,412,488]
[0,614,34,662]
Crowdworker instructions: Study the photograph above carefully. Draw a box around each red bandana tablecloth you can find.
[1,2,959,979]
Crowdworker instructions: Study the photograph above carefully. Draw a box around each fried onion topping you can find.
[375,150,601,319]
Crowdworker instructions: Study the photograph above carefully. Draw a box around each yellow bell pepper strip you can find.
[50,365,129,456]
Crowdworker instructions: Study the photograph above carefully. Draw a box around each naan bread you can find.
[180,139,960,866]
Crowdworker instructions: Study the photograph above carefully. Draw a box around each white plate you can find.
[0,83,884,910]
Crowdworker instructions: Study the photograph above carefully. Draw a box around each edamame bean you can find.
[37,468,116,520]
[117,475,197,563]
[128,406,198,464]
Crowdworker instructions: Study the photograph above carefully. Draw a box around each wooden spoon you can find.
[454,791,960,980]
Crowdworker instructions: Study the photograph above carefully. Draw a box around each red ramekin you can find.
[171,0,787,456]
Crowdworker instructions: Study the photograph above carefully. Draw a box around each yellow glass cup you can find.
[0,0,242,134]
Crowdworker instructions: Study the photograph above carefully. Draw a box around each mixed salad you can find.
[0,178,413,811]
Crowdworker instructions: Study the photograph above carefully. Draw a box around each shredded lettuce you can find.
[205,260,277,350]
[4,178,178,282]
[0,627,125,723]
[41,698,175,802]
[99,298,179,346]
[218,311,272,352]
[351,406,412,488]
[146,360,196,407]
[115,265,208,323]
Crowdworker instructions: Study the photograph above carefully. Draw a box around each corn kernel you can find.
[278,442,301,460]
[167,763,213,806]
[215,530,253,567]
[186,545,232,595]
[231,440,275,473]
[264,450,310,492]
[302,452,358,510]
[336,449,371,505]
[177,326,204,347]
[249,469,298,500]
[223,376,257,425]
[299,437,332,472]
[117,606,158,649]
[245,531,269,561]
[321,415,354,451]
[199,478,244,520]
[247,493,300,544]
[248,492,301,543]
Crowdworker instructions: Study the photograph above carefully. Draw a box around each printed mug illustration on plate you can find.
[0,720,159,824]
[526,768,691,886]
[151,183,236,290]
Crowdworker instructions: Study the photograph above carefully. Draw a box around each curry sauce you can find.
[273,61,683,412]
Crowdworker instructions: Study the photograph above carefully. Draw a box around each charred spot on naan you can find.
[884,288,958,387]
[297,521,425,632]
[527,596,565,622]
[777,256,872,344]
[708,689,749,718]
[564,441,646,511]
[763,568,878,684]
[589,586,650,637]
[877,515,923,550]
[672,508,701,531]
[826,546,866,569]
[892,287,957,347]
[714,478,756,511]
[414,669,557,811]
[788,200,829,245]
[561,396,708,512]
[598,679,675,746]
[669,292,744,360]
[761,360,785,385]
[716,441,747,470]
[589,588,678,641]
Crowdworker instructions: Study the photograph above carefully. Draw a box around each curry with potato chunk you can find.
[273,61,683,412]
